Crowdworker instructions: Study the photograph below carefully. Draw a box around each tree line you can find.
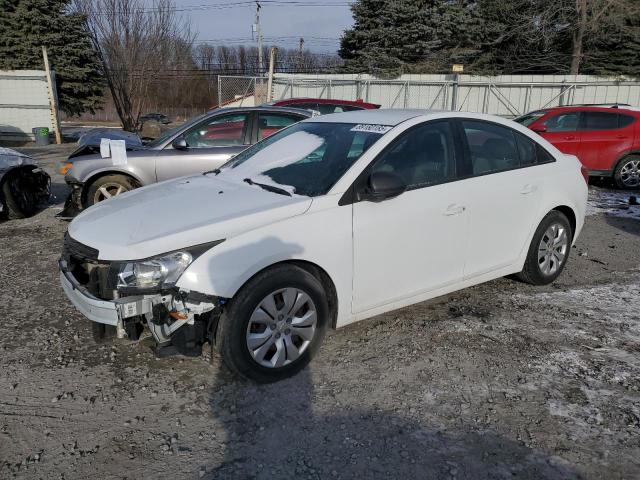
[340,0,640,77]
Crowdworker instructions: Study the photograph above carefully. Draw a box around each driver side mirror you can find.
[172,137,188,150]
[358,171,406,202]
[531,125,547,134]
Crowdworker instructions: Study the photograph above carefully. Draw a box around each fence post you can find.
[450,73,459,111]
[217,76,222,108]
[403,80,409,108]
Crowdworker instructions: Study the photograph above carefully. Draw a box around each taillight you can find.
[580,165,589,184]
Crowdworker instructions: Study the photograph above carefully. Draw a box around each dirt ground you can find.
[1,145,639,480]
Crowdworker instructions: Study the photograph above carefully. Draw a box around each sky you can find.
[172,0,355,54]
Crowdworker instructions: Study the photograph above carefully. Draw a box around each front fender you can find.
[176,196,353,326]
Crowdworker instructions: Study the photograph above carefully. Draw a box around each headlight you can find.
[117,251,193,291]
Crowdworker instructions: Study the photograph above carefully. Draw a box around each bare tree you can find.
[74,0,194,131]
[569,0,639,74]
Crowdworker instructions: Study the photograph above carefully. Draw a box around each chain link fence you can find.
[218,74,640,117]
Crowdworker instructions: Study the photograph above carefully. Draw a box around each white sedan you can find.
[59,109,588,382]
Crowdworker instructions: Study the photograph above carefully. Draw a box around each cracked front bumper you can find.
[59,259,159,327]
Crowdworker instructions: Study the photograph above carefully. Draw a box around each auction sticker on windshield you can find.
[350,124,392,134]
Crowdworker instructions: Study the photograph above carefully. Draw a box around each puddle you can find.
[587,188,640,219]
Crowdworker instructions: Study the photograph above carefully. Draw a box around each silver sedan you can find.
[61,106,312,213]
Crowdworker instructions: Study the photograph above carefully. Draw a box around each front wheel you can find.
[217,264,329,383]
[85,174,137,207]
[517,210,572,285]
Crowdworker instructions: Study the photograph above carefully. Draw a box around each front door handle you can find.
[563,135,576,140]
[520,184,538,195]
[444,204,466,216]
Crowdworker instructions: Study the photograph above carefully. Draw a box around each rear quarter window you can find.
[619,114,636,128]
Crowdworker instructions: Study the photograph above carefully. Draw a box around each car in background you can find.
[515,104,640,189]
[139,113,171,125]
[266,97,380,114]
[0,147,50,219]
[60,109,587,382]
[60,106,312,213]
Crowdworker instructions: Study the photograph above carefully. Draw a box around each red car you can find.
[515,105,640,189]
[266,97,380,115]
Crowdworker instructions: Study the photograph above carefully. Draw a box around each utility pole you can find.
[297,37,304,72]
[42,46,62,145]
[267,46,277,102]
[255,1,263,76]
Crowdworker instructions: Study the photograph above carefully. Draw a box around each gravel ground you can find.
[1,146,639,479]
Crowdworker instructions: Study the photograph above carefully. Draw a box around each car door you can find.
[539,111,582,155]
[456,120,545,278]
[154,112,251,182]
[351,120,469,313]
[576,111,635,172]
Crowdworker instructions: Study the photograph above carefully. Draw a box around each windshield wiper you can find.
[203,168,221,176]
[243,178,292,197]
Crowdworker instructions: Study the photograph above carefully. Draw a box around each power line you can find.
[93,0,354,15]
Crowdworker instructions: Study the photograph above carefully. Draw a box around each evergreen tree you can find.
[0,0,104,116]
[340,0,640,77]
[339,0,482,76]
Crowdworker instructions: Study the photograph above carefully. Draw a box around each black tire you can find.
[613,155,640,190]
[85,174,137,207]
[517,210,573,285]
[1,172,37,219]
[217,264,329,383]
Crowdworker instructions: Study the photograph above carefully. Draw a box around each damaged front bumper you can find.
[59,258,218,346]
[57,182,84,219]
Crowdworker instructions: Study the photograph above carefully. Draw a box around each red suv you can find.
[266,97,380,115]
[515,105,640,189]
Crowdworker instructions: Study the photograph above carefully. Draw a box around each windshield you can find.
[513,111,546,127]
[216,122,387,197]
[146,113,208,148]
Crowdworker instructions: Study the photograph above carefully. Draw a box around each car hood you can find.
[67,174,312,260]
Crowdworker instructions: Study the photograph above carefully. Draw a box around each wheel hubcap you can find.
[93,182,128,203]
[246,288,317,368]
[538,223,568,276]
[620,159,640,187]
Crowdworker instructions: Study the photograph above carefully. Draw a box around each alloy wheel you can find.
[537,222,568,276]
[620,159,640,188]
[93,182,129,203]
[246,288,317,368]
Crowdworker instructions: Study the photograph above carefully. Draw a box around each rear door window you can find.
[582,112,619,130]
[257,113,302,141]
[461,121,520,175]
[618,114,636,128]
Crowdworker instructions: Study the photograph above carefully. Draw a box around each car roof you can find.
[303,108,436,126]
[271,97,379,107]
[533,105,640,115]
[209,105,313,117]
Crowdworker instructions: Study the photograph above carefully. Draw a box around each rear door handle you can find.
[616,135,628,139]
[444,204,466,216]
[563,135,576,140]
[520,184,538,195]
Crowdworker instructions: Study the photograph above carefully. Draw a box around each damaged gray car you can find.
[0,147,50,219]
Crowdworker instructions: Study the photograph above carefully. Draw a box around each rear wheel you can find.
[614,155,640,190]
[517,210,572,285]
[217,264,329,383]
[85,174,137,207]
